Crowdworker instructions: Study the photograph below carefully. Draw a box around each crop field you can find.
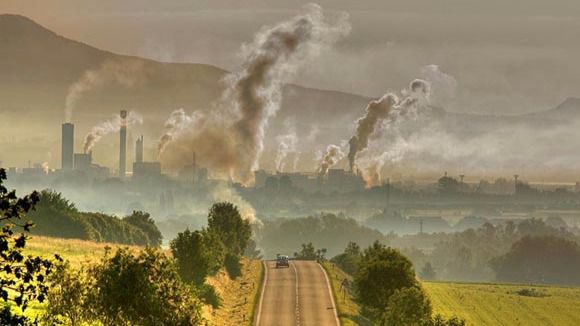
[325,261,580,326]
[424,281,580,326]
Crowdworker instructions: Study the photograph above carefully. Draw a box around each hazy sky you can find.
[2,0,580,115]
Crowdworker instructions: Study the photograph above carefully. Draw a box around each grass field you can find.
[203,259,263,326]
[324,261,580,326]
[424,281,580,326]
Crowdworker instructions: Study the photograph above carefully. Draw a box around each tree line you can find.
[28,190,162,246]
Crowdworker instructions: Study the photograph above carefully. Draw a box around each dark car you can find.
[276,255,289,268]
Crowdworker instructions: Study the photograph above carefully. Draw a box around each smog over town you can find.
[1,1,580,325]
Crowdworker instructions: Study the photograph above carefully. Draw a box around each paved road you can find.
[255,260,339,326]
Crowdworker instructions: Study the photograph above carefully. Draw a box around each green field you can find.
[425,281,580,326]
[325,261,580,326]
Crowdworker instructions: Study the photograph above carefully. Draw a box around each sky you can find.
[2,0,580,116]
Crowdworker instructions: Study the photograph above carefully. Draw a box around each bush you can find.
[170,229,224,285]
[123,211,163,247]
[354,241,417,319]
[45,248,204,325]
[331,241,362,275]
[28,191,162,246]
[381,286,432,326]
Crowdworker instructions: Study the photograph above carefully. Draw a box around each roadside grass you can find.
[204,258,263,326]
[321,261,371,326]
[424,281,580,326]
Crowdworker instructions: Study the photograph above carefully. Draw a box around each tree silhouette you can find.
[0,168,59,320]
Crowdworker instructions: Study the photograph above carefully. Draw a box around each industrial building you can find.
[61,123,74,170]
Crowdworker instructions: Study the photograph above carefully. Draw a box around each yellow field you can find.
[424,281,580,326]
[324,261,580,326]
[24,235,142,267]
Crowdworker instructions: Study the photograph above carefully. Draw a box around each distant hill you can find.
[0,14,369,169]
[1,14,579,173]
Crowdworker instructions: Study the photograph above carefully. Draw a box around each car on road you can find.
[276,255,289,268]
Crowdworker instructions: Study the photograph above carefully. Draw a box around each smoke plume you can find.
[160,5,350,185]
[157,109,203,156]
[275,120,298,172]
[65,60,147,122]
[210,182,260,224]
[346,79,430,173]
[317,144,345,176]
[83,111,143,153]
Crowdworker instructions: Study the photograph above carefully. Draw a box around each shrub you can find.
[381,286,432,326]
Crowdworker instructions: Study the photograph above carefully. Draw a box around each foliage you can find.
[42,262,90,326]
[381,286,432,326]
[45,247,203,325]
[123,211,163,246]
[419,262,436,280]
[427,219,575,282]
[0,169,57,319]
[170,228,224,285]
[207,202,251,257]
[490,235,580,285]
[294,242,327,260]
[28,190,162,246]
[259,213,387,258]
[427,315,466,326]
[331,241,362,275]
[244,238,262,259]
[224,253,243,279]
[354,241,417,319]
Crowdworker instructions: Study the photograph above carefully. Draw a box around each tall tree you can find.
[354,241,417,319]
[207,202,251,257]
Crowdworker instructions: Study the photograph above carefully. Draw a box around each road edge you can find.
[253,260,267,326]
[318,261,342,326]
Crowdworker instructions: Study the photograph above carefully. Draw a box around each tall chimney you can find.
[119,110,127,178]
[135,135,144,163]
[61,123,74,170]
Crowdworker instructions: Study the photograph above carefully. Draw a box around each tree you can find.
[381,286,432,326]
[294,242,325,260]
[43,262,91,326]
[354,241,417,319]
[0,168,58,317]
[244,239,262,259]
[88,247,203,325]
[420,262,436,280]
[331,241,362,275]
[170,229,223,285]
[207,202,251,257]
[123,211,163,246]
[490,235,580,285]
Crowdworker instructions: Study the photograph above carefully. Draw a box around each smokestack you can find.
[119,110,127,178]
[135,135,143,163]
[61,123,74,170]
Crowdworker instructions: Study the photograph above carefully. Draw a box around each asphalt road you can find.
[255,260,339,326]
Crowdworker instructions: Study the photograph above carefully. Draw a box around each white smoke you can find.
[210,182,260,224]
[161,5,350,185]
[317,144,345,176]
[274,119,298,172]
[420,65,457,106]
[65,60,147,122]
[157,109,204,157]
[83,111,143,153]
